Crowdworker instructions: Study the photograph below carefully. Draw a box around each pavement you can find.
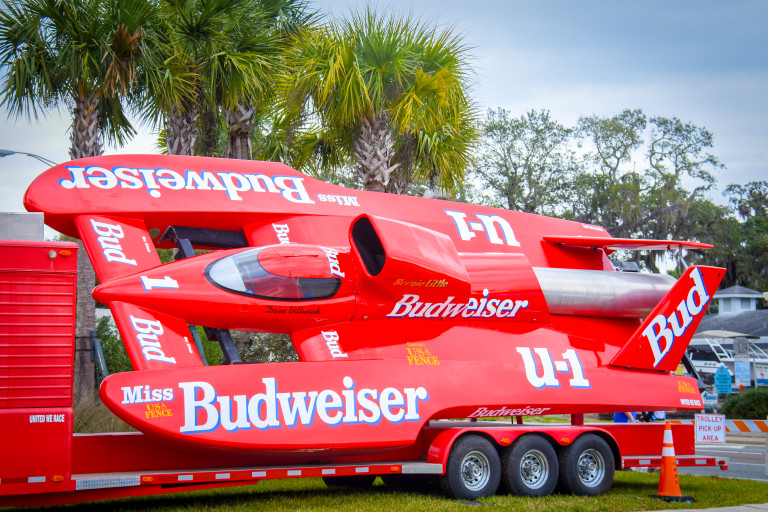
[651,505,768,512]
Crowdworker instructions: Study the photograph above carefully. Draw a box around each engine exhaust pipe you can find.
[533,267,675,318]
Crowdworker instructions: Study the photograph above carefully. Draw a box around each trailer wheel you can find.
[322,474,376,488]
[558,434,614,496]
[439,435,500,500]
[501,435,558,497]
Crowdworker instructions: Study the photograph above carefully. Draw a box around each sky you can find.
[1,0,766,214]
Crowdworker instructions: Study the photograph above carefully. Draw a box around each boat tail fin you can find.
[609,266,725,372]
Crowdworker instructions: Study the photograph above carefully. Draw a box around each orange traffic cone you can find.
[650,421,695,502]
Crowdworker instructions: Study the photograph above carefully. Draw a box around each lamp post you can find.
[0,149,58,167]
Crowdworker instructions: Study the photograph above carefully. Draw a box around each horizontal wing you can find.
[110,301,204,371]
[543,235,713,252]
[74,215,161,283]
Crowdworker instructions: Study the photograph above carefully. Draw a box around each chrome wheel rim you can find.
[577,448,605,487]
[519,449,549,489]
[460,450,491,491]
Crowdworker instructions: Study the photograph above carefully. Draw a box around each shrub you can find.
[96,315,132,374]
[721,387,768,419]
[96,316,226,370]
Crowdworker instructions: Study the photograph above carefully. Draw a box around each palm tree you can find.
[1,0,147,156]
[136,0,239,156]
[1,0,148,400]
[222,0,317,160]
[138,0,315,158]
[279,8,477,195]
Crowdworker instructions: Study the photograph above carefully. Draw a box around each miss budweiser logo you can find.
[179,376,429,434]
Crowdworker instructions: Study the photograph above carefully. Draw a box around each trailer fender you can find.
[427,428,498,469]
[426,427,556,467]
[426,425,622,471]
[564,430,622,472]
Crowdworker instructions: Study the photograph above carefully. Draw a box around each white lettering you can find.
[272,223,291,244]
[122,385,174,404]
[468,406,551,418]
[444,210,520,246]
[320,247,345,278]
[643,268,711,367]
[129,316,176,364]
[179,377,429,434]
[518,347,591,389]
[322,331,348,358]
[58,166,316,204]
[89,220,137,266]
[388,294,527,320]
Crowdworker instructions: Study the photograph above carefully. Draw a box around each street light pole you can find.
[0,149,58,167]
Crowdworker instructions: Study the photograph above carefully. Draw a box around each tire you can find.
[322,474,376,488]
[557,434,615,496]
[439,435,501,500]
[501,435,558,497]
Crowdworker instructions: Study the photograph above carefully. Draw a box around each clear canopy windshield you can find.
[205,248,340,301]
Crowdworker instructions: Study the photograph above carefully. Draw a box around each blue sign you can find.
[714,365,732,395]
[734,361,751,388]
[701,390,718,409]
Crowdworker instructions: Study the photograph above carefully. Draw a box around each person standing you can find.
[614,411,637,423]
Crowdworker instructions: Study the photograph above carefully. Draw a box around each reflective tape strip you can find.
[215,473,230,480]
[178,475,193,481]
[727,419,768,432]
[28,476,45,483]
[662,446,675,457]
[287,470,301,476]
[732,420,749,432]
[624,456,724,468]
[252,471,266,478]
[322,469,336,475]
[355,467,369,473]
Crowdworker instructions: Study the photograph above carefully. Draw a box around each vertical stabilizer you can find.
[609,266,725,372]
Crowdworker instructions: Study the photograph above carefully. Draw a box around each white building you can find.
[714,285,765,315]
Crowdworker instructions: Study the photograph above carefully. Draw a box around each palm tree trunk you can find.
[225,103,257,159]
[69,94,102,159]
[198,105,220,156]
[385,134,417,194]
[165,107,198,155]
[354,111,399,192]
[70,92,101,404]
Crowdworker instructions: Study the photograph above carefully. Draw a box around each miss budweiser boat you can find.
[24,154,723,454]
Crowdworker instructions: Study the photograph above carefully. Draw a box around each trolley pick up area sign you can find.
[695,413,726,443]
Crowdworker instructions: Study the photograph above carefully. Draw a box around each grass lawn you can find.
[11,471,768,512]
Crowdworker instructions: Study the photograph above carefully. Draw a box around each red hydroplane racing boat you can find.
[24,154,723,455]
